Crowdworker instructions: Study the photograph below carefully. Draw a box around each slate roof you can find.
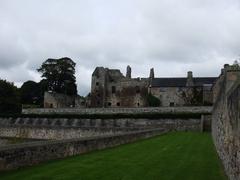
[151,77,217,87]
[193,77,218,86]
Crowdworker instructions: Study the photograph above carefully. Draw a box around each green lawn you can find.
[1,132,227,180]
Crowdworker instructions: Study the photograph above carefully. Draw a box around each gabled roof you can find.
[151,77,217,87]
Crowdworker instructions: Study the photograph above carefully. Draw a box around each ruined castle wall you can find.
[212,66,240,180]
[91,67,107,107]
[44,92,85,108]
[90,67,150,108]
[44,92,75,108]
[0,128,166,171]
[105,79,148,107]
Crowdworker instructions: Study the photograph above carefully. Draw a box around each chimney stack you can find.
[186,71,194,86]
[126,65,131,78]
[149,68,154,79]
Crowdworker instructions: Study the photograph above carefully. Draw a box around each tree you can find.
[20,79,48,107]
[179,87,203,106]
[37,57,77,95]
[0,79,21,114]
[20,81,41,105]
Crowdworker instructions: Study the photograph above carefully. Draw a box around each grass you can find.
[0,132,227,180]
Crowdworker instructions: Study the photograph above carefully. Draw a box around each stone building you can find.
[90,66,150,107]
[44,92,85,108]
[150,71,217,106]
[90,66,217,107]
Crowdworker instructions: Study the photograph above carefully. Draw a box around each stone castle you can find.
[90,66,217,108]
[44,66,217,108]
[2,63,240,180]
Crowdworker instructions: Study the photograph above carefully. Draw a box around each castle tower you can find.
[126,65,131,78]
[186,71,194,87]
[91,67,107,107]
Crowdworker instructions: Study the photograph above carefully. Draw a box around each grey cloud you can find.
[0,0,239,95]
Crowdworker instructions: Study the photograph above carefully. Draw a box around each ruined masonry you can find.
[90,66,217,108]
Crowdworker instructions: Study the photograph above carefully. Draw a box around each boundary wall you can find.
[22,106,212,115]
[0,128,166,171]
[212,64,240,180]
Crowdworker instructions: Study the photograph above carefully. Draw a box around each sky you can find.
[0,0,240,96]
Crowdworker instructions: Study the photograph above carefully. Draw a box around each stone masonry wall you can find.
[0,117,203,140]
[22,106,212,115]
[44,92,85,108]
[212,64,240,180]
[151,87,185,107]
[0,128,166,171]
[0,138,43,146]
[0,126,142,140]
[90,67,149,108]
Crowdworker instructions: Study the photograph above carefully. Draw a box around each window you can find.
[96,82,99,86]
[112,86,116,94]
[170,102,174,107]
[117,102,120,106]
[108,102,112,106]
[137,103,140,107]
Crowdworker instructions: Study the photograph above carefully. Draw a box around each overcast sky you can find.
[0,0,240,95]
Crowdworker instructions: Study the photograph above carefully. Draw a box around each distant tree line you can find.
[0,57,78,114]
[0,79,21,114]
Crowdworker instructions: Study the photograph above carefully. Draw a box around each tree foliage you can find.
[179,87,203,106]
[20,81,40,105]
[20,80,48,106]
[147,93,161,107]
[37,57,77,95]
[0,79,21,114]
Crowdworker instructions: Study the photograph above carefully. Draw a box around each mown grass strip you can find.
[0,132,226,180]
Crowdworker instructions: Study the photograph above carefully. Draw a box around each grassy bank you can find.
[0,132,226,180]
